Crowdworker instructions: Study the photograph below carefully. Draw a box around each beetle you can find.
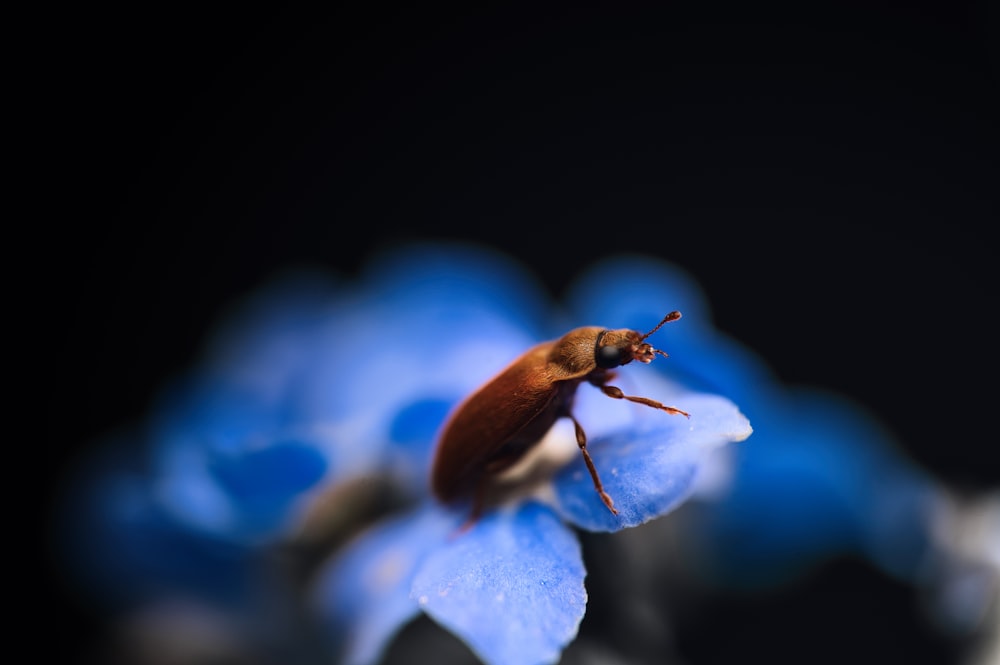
[431,310,689,523]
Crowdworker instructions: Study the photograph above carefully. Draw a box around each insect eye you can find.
[596,344,624,369]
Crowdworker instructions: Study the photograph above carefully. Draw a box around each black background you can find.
[44,3,996,664]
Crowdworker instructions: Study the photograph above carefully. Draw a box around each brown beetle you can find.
[431,311,689,523]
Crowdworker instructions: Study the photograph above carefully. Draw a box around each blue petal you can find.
[359,241,552,339]
[689,388,940,586]
[149,385,337,542]
[384,397,456,487]
[144,335,347,542]
[552,393,752,532]
[150,379,287,456]
[312,502,463,665]
[278,244,547,490]
[563,253,714,332]
[411,501,587,665]
[207,437,328,534]
[53,440,256,611]
[197,269,342,400]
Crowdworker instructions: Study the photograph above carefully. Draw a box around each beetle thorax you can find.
[547,326,606,377]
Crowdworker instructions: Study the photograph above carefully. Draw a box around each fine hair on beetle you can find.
[431,310,689,526]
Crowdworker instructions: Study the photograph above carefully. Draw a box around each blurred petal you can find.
[285,243,548,492]
[686,388,941,586]
[197,268,343,406]
[206,436,328,535]
[412,501,587,665]
[54,439,256,611]
[312,502,462,665]
[57,243,771,665]
[552,393,752,532]
[150,382,335,543]
[358,241,552,338]
[563,253,714,331]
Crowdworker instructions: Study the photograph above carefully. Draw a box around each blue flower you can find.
[314,391,749,665]
[55,242,752,665]
[561,256,1000,650]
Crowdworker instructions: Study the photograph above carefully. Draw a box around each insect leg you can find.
[566,411,618,515]
[597,383,690,417]
[456,480,490,533]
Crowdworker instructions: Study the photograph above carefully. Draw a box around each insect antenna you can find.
[639,310,682,342]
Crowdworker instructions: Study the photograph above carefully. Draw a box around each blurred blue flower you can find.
[55,243,751,665]
[56,242,994,665]
[563,255,998,652]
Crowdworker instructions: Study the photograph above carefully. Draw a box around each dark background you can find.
[45,3,996,664]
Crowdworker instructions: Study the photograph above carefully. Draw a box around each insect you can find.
[431,311,689,523]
